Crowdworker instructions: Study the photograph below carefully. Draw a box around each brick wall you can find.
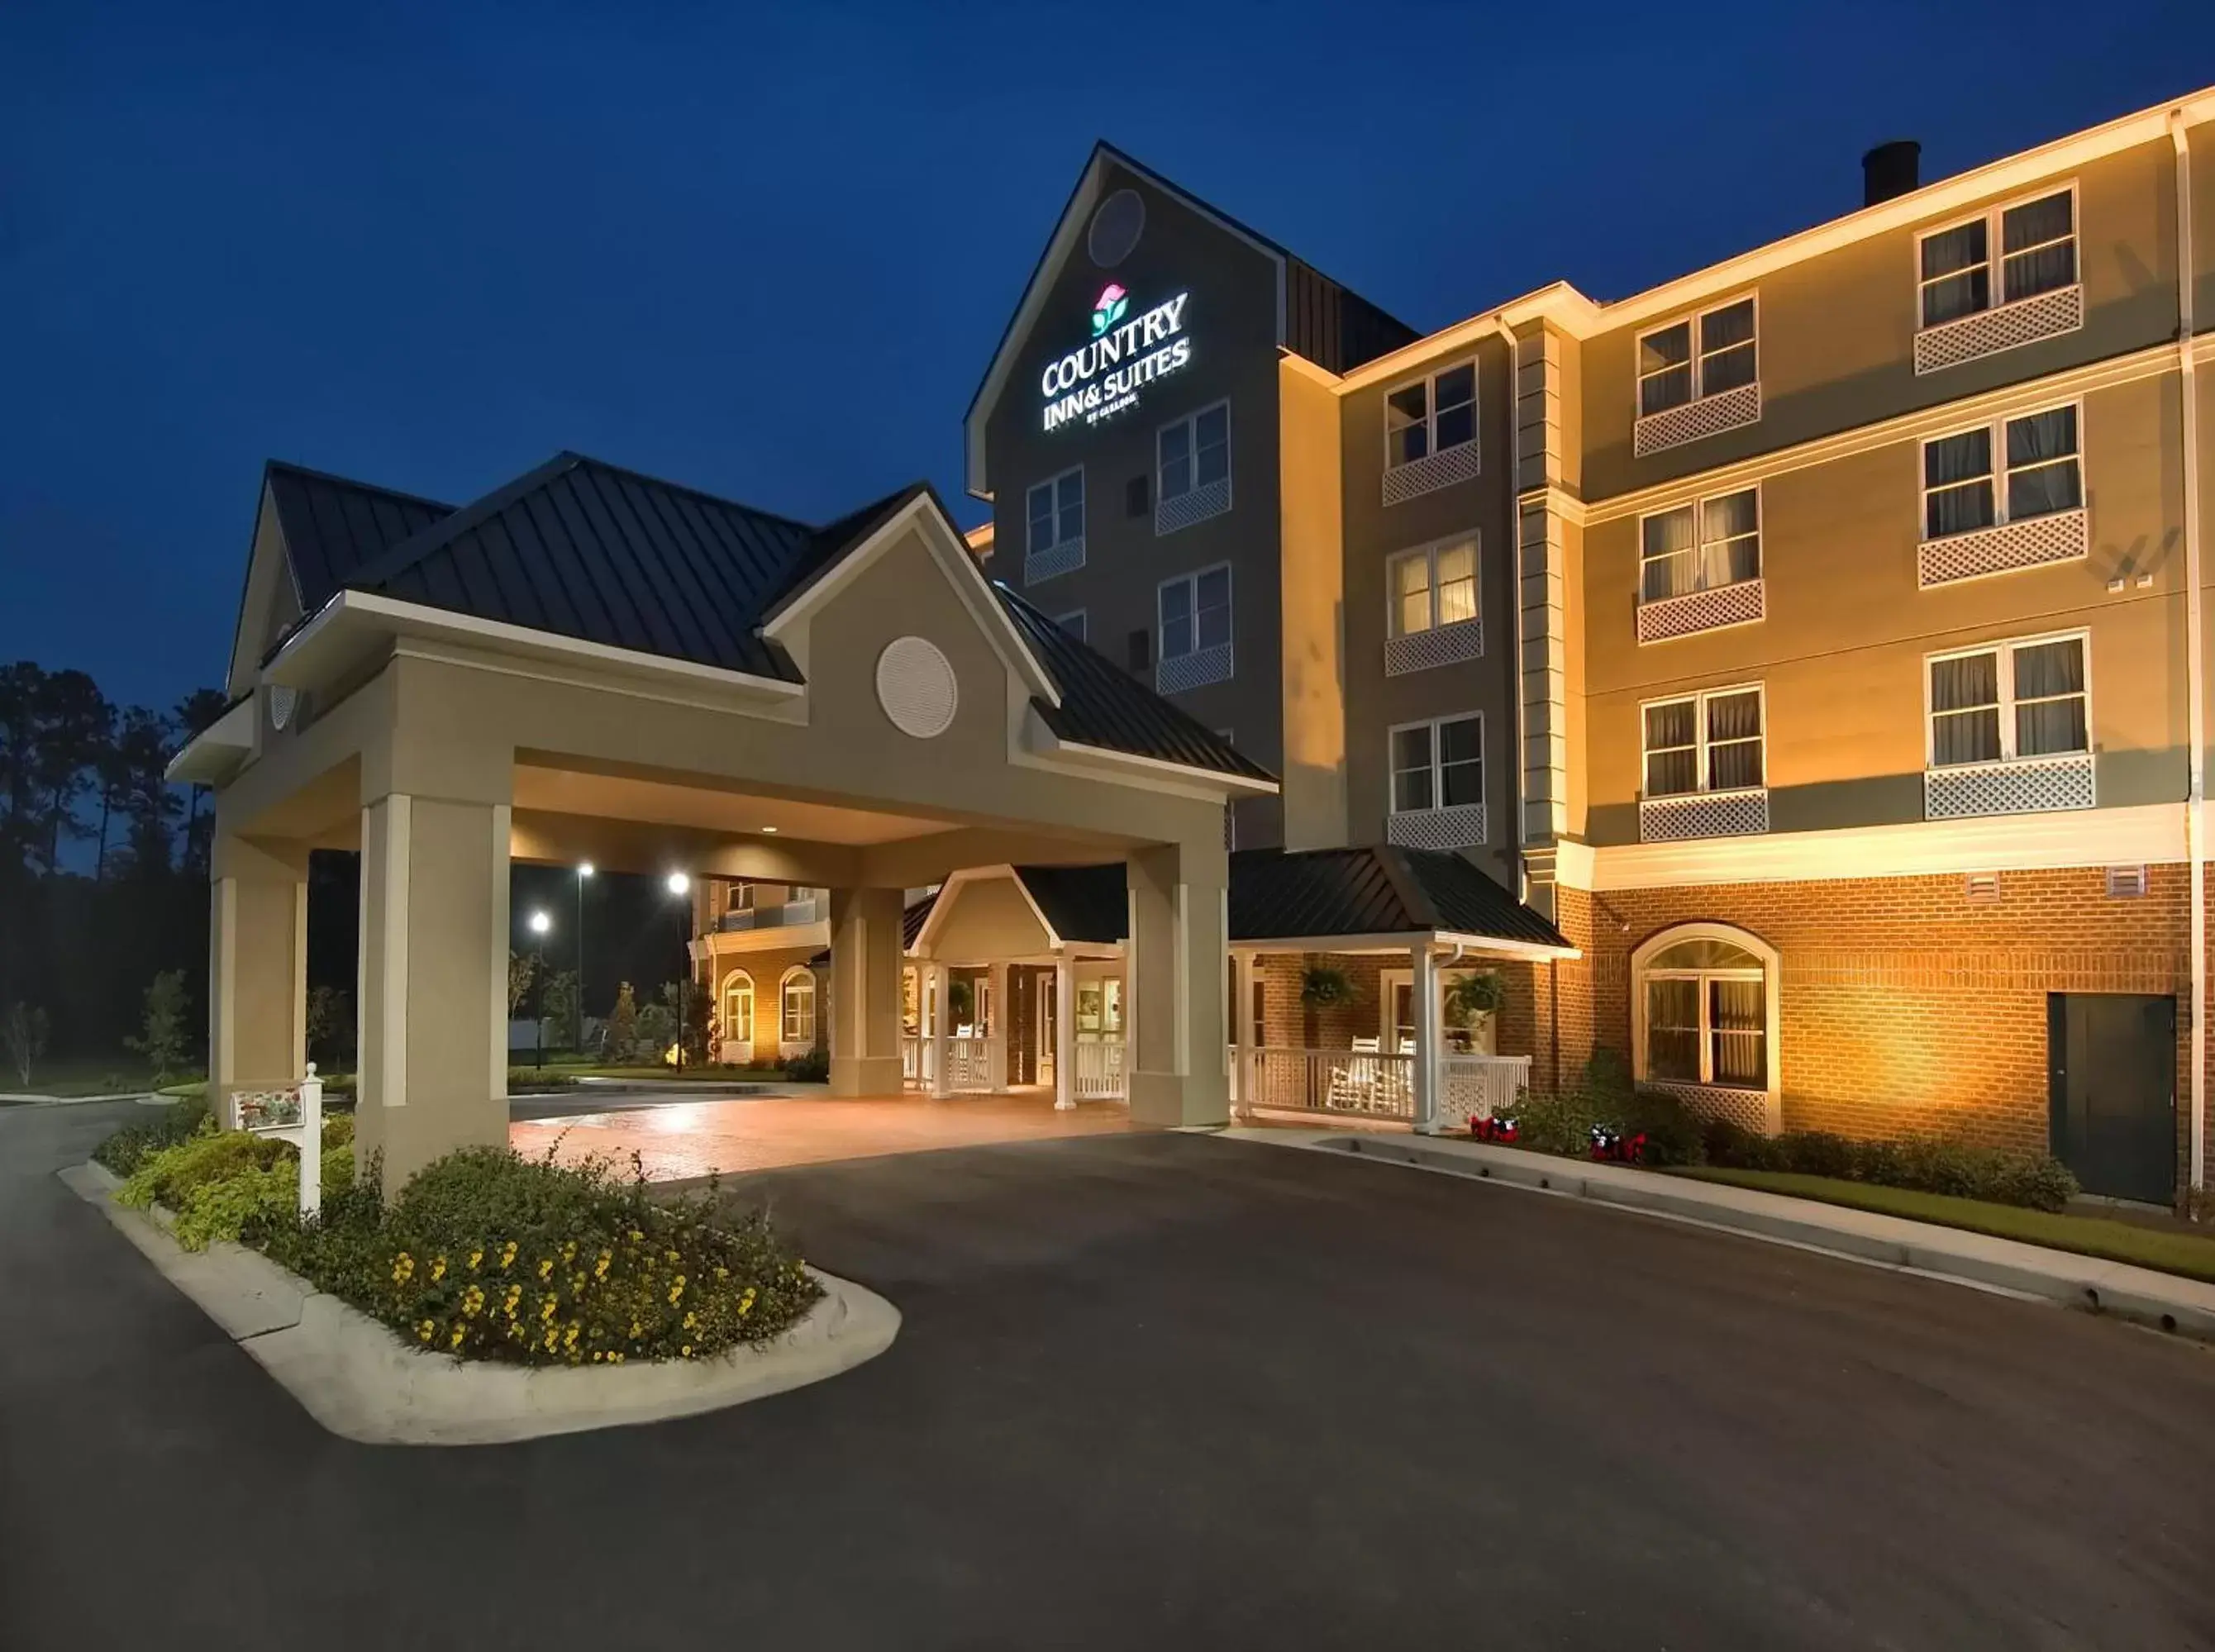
[1256,954,1386,1048]
[1510,864,2204,1193]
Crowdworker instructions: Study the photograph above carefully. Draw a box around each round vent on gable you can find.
[1087,188,1145,268]
[269,686,298,731]
[874,637,958,739]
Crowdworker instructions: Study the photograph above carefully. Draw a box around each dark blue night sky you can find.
[5,1,2211,710]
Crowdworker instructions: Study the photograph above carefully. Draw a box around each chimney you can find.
[1862,140,1921,207]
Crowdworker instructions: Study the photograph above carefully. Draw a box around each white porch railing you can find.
[942,1035,993,1093]
[1242,1047,1414,1122]
[1434,1054,1531,1135]
[1072,1039,1127,1101]
[902,1035,922,1083]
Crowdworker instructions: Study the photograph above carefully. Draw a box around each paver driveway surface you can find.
[7,1100,2213,1650]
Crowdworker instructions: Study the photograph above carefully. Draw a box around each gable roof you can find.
[1012,864,1127,945]
[963,140,1418,498]
[997,584,1270,784]
[1228,845,1573,953]
[264,461,455,612]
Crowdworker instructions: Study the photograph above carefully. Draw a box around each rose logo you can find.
[1091,283,1128,338]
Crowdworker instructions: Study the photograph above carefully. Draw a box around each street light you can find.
[524,911,553,1067]
[527,910,551,935]
[667,873,693,1071]
[574,863,593,1057]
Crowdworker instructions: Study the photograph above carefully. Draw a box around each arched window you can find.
[720,970,754,1048]
[1631,924,1779,1104]
[780,968,817,1047]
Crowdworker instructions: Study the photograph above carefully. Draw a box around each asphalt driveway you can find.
[5,1100,2212,1650]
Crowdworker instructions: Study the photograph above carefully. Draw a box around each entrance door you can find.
[2047,993,2175,1204]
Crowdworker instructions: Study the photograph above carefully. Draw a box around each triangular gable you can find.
[912,865,1064,958]
[962,142,1289,499]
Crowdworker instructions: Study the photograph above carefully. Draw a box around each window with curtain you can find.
[1918,188,2076,328]
[1026,469,1083,556]
[722,973,754,1044]
[1922,406,2080,540]
[1388,536,1479,637]
[1385,359,1478,468]
[1637,297,1756,417]
[780,971,815,1044]
[1160,565,1232,661]
[1640,933,1769,1090]
[1639,488,1760,602]
[1929,635,2088,767]
[1642,687,1764,797]
[1160,402,1230,501]
[1390,713,1484,815]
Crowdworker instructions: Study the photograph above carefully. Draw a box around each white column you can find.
[1231,950,1254,1121]
[988,961,1010,1092]
[929,963,951,1098]
[1054,954,1076,1110]
[1411,943,1438,1133]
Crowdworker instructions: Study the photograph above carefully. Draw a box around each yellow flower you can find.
[536,1257,554,1280]
[468,1249,483,1271]
[541,1297,559,1322]
[563,1323,580,1348]
[629,1320,643,1337]
[594,1252,612,1279]
[628,1229,643,1242]
[450,1326,466,1349]
[680,1345,693,1358]
[713,1266,729,1281]
[417,1319,435,1341]
[562,1240,578,1263]
[592,1350,604,1364]
[683,1312,697,1331]
[430,1255,447,1283]
[499,1240,517,1270]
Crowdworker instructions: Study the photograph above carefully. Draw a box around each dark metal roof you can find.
[266,461,454,612]
[1014,864,1127,945]
[1227,846,1572,951]
[996,585,1272,784]
[903,893,936,950]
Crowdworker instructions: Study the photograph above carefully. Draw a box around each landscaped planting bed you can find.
[95,1101,820,1368]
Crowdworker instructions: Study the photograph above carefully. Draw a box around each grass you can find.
[531,1063,780,1083]
[0,1056,178,1098]
[1672,1166,2215,1286]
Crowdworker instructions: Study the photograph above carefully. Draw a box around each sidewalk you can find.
[1222,1126,2215,1341]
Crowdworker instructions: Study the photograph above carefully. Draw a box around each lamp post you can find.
[526,909,552,1069]
[574,863,593,1055]
[666,872,692,1073]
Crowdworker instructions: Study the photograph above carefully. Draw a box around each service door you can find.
[2047,993,2175,1205]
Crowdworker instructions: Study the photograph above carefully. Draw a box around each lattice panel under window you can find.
[1384,617,1484,676]
[1917,508,2086,588]
[1023,537,1084,585]
[1913,284,2083,374]
[1155,476,1231,536]
[1381,440,1479,507]
[1156,641,1232,695]
[1636,578,1765,643]
[1642,1080,1779,1136]
[1639,788,1770,842]
[1923,754,2094,819]
[1632,381,1761,457]
[1386,802,1486,850]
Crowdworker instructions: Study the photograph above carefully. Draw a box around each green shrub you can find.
[114,1113,358,1250]
[782,1050,829,1083]
[1703,1124,2078,1212]
[1509,1088,1599,1156]
[507,1068,579,1090]
[260,1146,818,1366]
[1620,1088,1706,1167]
[92,1096,212,1175]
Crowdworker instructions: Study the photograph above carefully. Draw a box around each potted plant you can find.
[1441,971,1505,1053]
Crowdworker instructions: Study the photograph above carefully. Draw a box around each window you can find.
[720,971,754,1046]
[1390,713,1483,814]
[1026,468,1084,556]
[1928,634,2088,767]
[1639,488,1759,602]
[1642,687,1764,797]
[1160,565,1231,662]
[1385,359,1477,469]
[1636,931,1771,1091]
[779,969,816,1045]
[1159,402,1230,502]
[1055,610,1086,643]
[1922,405,2081,540]
[1388,536,1479,637]
[1637,297,1756,417]
[1918,188,2077,329]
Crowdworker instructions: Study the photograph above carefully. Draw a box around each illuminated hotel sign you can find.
[1039,283,1193,431]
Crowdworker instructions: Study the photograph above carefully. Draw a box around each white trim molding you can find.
[1630,921,1783,1135]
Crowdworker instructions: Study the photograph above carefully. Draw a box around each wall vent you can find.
[1964,871,2001,904]
[2105,864,2149,898]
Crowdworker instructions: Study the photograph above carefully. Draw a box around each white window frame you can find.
[1636,486,1761,603]
[1923,629,2092,769]
[1026,465,1084,556]
[1639,683,1766,799]
[1157,399,1232,504]
[1630,922,1780,1107]
[1055,609,1087,643]
[1386,534,1480,638]
[1383,356,1479,471]
[1914,182,2079,331]
[1158,562,1234,664]
[779,966,817,1046]
[1388,712,1484,816]
[1918,399,2084,543]
[720,969,755,1045]
[1634,293,1759,419]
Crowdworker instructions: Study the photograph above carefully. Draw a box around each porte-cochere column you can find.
[1124,838,1229,1128]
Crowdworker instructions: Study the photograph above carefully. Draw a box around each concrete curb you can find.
[59,1161,901,1445]
[1219,1126,2215,1343]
